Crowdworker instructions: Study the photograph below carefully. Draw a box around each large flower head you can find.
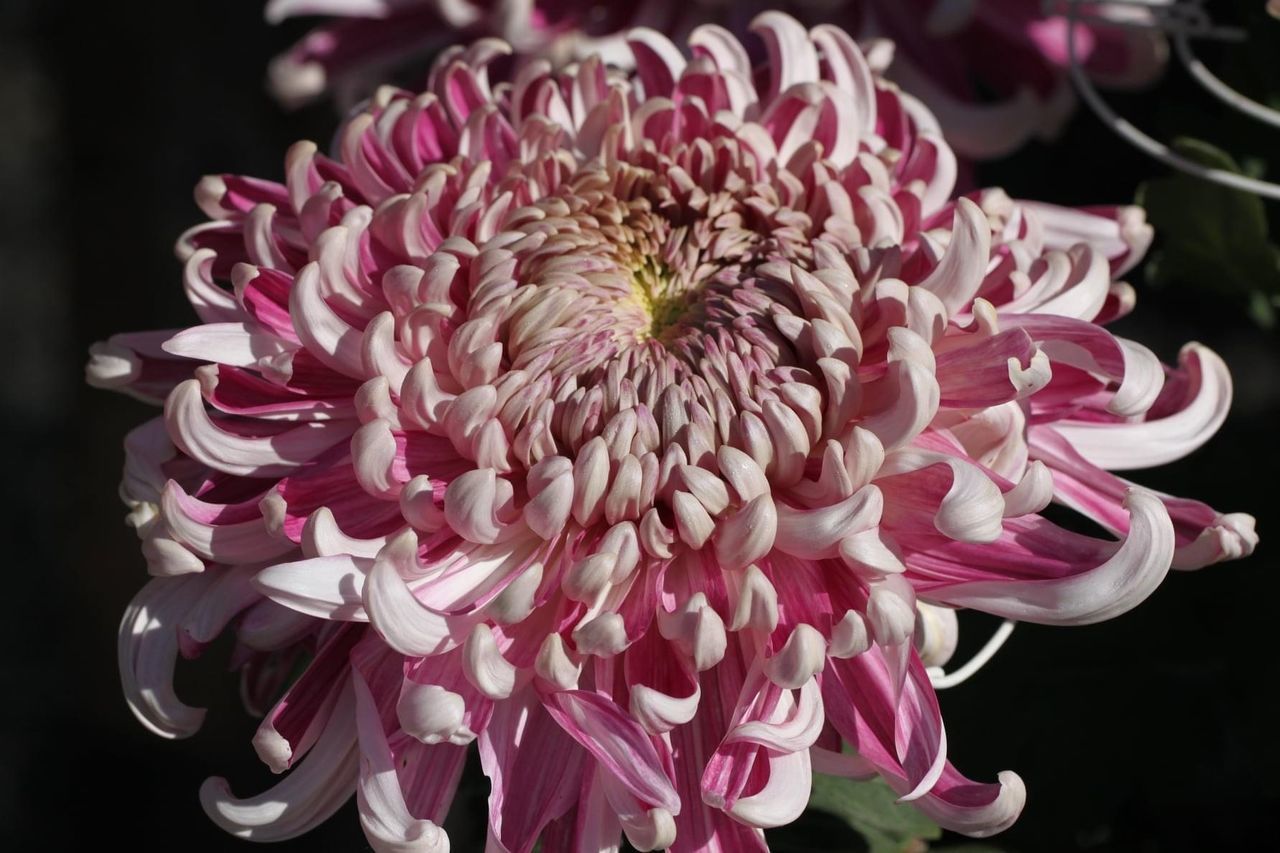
[266,0,1169,158]
[89,12,1254,851]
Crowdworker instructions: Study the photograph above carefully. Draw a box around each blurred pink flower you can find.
[88,13,1253,851]
[264,0,1168,158]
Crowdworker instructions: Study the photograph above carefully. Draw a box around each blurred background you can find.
[2,0,1277,849]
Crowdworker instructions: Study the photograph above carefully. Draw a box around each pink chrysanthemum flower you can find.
[88,13,1255,851]
[265,0,1167,158]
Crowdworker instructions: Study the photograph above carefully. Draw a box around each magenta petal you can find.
[254,624,361,772]
[1031,426,1257,570]
[542,688,681,814]
[822,646,945,801]
[669,661,769,852]
[479,687,587,853]
[908,490,1175,625]
[201,679,359,842]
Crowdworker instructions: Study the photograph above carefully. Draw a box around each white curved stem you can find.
[1063,2,1280,201]
[1175,32,1280,130]
[928,619,1016,690]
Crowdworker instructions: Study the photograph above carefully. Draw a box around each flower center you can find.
[454,142,843,493]
[630,257,701,342]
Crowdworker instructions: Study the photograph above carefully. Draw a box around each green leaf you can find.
[807,774,942,853]
[1134,138,1280,322]
[1247,289,1278,329]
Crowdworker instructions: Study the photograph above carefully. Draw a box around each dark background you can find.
[2,0,1277,849]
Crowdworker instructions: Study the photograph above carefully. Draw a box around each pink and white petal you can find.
[916,197,992,316]
[303,506,398,559]
[725,748,813,829]
[1025,245,1111,322]
[572,766,625,853]
[201,679,359,841]
[821,646,946,802]
[1030,426,1257,570]
[1019,202,1153,277]
[183,248,243,323]
[1054,344,1232,470]
[291,261,369,379]
[201,364,358,422]
[352,668,453,853]
[624,629,701,735]
[86,329,194,403]
[810,24,876,137]
[162,480,294,563]
[238,598,316,652]
[723,676,825,755]
[165,379,356,478]
[1004,315,1163,417]
[479,686,588,853]
[542,689,681,815]
[120,417,178,507]
[254,624,361,773]
[118,575,213,739]
[702,653,824,823]
[826,645,1023,837]
[750,11,820,99]
[907,766,1026,839]
[914,490,1175,625]
[860,359,940,451]
[179,564,262,656]
[162,322,292,368]
[668,663,770,853]
[626,28,686,100]
[1169,512,1258,572]
[363,535,466,657]
[773,486,883,559]
[878,451,1005,544]
[254,554,370,621]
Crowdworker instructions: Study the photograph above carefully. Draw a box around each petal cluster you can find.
[90,14,1254,852]
[264,0,1169,158]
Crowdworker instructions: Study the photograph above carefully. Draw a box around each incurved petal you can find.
[916,197,991,316]
[915,490,1175,625]
[253,624,361,773]
[254,554,370,621]
[165,379,355,477]
[201,679,359,841]
[161,480,294,563]
[1054,344,1231,471]
[479,687,587,853]
[363,535,465,657]
[878,451,1005,544]
[352,667,454,853]
[543,689,681,814]
[722,748,812,829]
[118,575,212,739]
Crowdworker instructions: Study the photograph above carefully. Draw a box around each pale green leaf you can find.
[807,775,942,853]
